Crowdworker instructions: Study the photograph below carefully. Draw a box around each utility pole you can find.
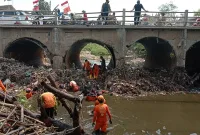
[50,0,51,10]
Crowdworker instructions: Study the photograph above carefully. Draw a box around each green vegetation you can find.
[39,0,51,15]
[158,1,178,12]
[82,43,111,56]
[17,90,32,109]
[194,9,200,17]
[130,43,147,58]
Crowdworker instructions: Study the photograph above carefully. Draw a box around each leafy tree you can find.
[194,9,200,16]
[129,43,146,58]
[158,1,178,12]
[158,1,178,23]
[39,0,51,15]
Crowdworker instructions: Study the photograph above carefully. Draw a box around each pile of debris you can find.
[106,66,193,96]
[0,102,54,134]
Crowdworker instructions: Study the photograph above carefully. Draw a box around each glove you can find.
[92,122,95,127]
[109,119,112,124]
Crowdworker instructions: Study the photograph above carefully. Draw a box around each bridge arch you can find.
[65,39,116,69]
[128,37,177,69]
[185,41,200,76]
[4,37,52,67]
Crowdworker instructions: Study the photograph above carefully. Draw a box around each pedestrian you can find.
[82,10,88,25]
[92,95,112,134]
[131,0,148,25]
[100,56,106,72]
[83,59,91,77]
[93,64,100,79]
[40,92,57,119]
[101,0,111,25]
[69,80,80,92]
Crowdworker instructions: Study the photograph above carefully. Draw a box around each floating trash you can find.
[156,129,161,135]
[163,126,166,130]
[190,133,197,135]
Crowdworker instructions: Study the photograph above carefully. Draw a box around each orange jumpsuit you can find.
[69,81,80,92]
[93,104,111,132]
[83,61,91,71]
[26,92,33,99]
[0,80,6,92]
[93,64,100,79]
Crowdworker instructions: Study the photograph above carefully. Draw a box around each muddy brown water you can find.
[31,94,200,135]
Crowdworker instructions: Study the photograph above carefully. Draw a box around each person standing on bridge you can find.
[131,0,148,25]
[101,0,112,25]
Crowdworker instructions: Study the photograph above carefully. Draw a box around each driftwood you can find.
[41,82,81,104]
[0,91,17,104]
[0,101,50,134]
[47,75,73,118]
[42,75,84,135]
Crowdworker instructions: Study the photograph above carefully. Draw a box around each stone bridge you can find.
[0,25,200,75]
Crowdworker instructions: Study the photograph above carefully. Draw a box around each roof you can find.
[0,5,16,11]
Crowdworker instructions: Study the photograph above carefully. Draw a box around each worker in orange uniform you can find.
[93,64,100,79]
[26,88,33,99]
[83,59,91,77]
[95,95,106,106]
[0,80,6,92]
[90,95,106,116]
[92,96,112,134]
[69,81,80,92]
[40,92,57,119]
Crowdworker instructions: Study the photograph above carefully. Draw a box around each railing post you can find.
[54,9,58,25]
[122,8,126,26]
[184,10,188,27]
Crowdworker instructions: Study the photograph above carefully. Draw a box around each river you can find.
[32,93,199,135]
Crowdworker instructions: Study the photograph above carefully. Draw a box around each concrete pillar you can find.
[52,56,63,69]
[115,28,126,67]
[177,29,187,67]
[52,28,62,55]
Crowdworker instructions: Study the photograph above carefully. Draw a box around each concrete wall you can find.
[0,27,200,69]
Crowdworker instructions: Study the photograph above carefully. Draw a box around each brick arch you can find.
[65,38,116,69]
[126,36,177,69]
[185,41,200,76]
[4,37,52,67]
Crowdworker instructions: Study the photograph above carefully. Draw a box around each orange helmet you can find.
[97,95,105,103]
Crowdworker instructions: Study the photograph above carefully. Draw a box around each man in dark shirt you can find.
[101,0,111,25]
[131,0,147,25]
[100,56,106,72]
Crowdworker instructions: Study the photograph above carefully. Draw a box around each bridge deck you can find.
[0,25,200,30]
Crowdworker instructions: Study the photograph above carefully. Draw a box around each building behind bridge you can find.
[0,5,15,11]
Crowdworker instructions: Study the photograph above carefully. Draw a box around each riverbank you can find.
[0,58,199,134]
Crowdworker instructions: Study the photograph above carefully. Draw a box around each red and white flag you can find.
[61,0,71,14]
[33,0,39,11]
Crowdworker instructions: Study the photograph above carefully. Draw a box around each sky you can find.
[0,0,199,18]
[0,0,200,12]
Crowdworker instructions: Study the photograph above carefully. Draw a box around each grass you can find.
[82,43,111,56]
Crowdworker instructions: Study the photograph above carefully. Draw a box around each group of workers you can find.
[83,56,106,79]
[0,56,111,134]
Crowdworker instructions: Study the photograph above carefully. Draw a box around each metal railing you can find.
[0,9,199,27]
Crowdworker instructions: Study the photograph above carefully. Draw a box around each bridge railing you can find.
[0,9,199,27]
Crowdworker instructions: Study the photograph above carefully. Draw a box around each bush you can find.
[82,43,111,56]
[131,43,147,58]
